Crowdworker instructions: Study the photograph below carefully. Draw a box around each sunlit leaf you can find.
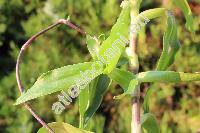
[156,11,180,71]
[98,1,130,74]
[173,0,194,32]
[137,71,200,83]
[138,8,166,20]
[37,122,93,133]
[144,11,180,112]
[113,70,200,99]
[86,35,100,60]
[15,61,104,105]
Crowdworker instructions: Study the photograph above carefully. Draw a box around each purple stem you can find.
[16,19,86,133]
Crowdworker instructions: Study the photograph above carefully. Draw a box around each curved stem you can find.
[16,19,86,133]
[129,0,141,133]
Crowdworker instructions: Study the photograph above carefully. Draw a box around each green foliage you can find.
[0,0,200,132]
[156,11,180,71]
[173,0,195,32]
[37,122,93,133]
[141,113,160,133]
[86,35,100,60]
[15,62,103,105]
[98,1,130,73]
[82,75,111,127]
[108,68,135,90]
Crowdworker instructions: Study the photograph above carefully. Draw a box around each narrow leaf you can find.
[98,1,130,74]
[137,71,200,83]
[86,35,100,60]
[83,75,111,126]
[37,122,93,133]
[15,61,104,105]
[173,0,194,32]
[144,11,180,112]
[79,85,90,128]
[156,11,180,71]
[138,8,166,20]
[114,79,139,99]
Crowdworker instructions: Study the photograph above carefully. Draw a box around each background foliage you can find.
[0,0,199,132]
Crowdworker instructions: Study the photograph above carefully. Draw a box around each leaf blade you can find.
[15,61,104,105]
[37,122,93,133]
[137,71,200,83]
[173,0,194,32]
[83,75,111,126]
[98,1,130,74]
[141,113,160,133]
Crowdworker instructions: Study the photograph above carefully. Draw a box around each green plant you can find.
[14,0,199,132]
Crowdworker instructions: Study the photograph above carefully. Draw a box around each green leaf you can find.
[138,8,166,20]
[79,85,90,128]
[173,0,194,32]
[114,79,139,99]
[144,11,180,113]
[98,34,106,42]
[98,1,130,74]
[37,122,93,133]
[137,71,200,83]
[15,61,104,105]
[156,11,180,71]
[108,68,137,99]
[141,113,160,133]
[83,75,111,126]
[108,68,135,90]
[143,85,156,113]
[86,35,100,60]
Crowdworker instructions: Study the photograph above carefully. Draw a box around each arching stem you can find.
[16,19,86,133]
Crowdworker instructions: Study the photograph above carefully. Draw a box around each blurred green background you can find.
[0,0,199,133]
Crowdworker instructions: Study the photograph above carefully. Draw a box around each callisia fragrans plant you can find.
[15,0,199,133]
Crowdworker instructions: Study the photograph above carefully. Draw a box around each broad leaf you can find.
[15,61,104,105]
[98,1,130,74]
[37,122,93,133]
[141,113,160,133]
[173,0,194,32]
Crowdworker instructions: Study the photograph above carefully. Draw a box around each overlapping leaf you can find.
[81,75,111,127]
[144,10,180,112]
[108,68,135,90]
[109,69,200,99]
